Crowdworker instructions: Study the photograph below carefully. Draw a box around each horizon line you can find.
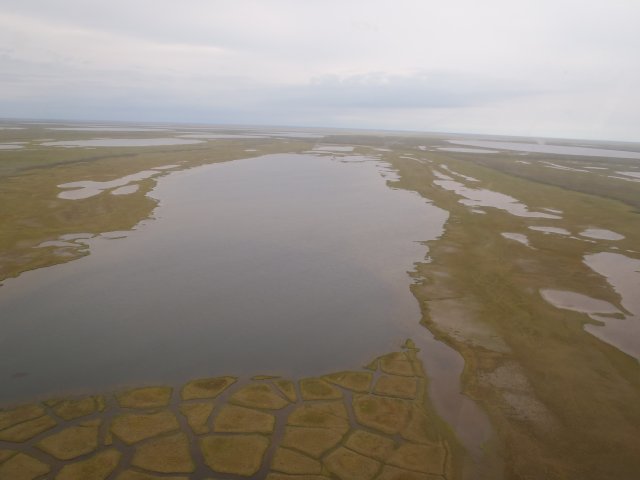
[1,115,638,145]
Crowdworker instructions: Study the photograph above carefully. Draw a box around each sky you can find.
[1,0,639,141]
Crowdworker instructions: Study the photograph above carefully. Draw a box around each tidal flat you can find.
[1,121,640,479]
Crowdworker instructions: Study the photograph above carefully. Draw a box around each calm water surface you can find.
[448,139,640,159]
[0,153,447,404]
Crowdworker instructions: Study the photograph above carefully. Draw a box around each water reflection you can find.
[437,147,499,154]
[583,252,640,359]
[58,170,162,199]
[501,232,531,247]
[540,289,620,317]
[111,185,140,195]
[448,140,640,159]
[433,177,561,219]
[0,153,447,404]
[529,226,571,235]
[541,251,640,361]
[579,229,625,241]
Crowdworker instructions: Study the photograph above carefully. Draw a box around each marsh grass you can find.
[2,126,640,478]
[382,147,640,479]
[0,136,311,282]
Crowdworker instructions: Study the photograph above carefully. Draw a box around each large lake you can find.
[0,153,448,404]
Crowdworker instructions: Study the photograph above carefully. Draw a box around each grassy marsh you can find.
[377,145,640,479]
[0,129,311,282]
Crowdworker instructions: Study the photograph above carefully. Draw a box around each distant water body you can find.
[448,140,640,159]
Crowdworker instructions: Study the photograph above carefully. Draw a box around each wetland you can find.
[1,121,640,479]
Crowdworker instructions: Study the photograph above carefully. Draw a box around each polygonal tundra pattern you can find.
[0,346,454,479]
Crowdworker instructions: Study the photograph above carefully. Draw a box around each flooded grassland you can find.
[1,122,640,479]
[374,138,640,480]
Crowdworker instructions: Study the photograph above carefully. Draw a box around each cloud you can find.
[0,1,639,140]
[283,72,535,109]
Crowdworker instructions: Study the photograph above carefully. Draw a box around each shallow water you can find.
[0,153,449,404]
[583,253,640,359]
[541,161,590,173]
[584,253,640,318]
[529,226,571,235]
[47,127,170,132]
[432,170,454,181]
[440,165,479,182]
[542,207,563,214]
[502,232,531,247]
[152,164,180,170]
[180,134,265,139]
[59,233,93,241]
[542,250,640,361]
[540,289,620,316]
[58,170,162,199]
[579,228,624,241]
[111,184,140,195]
[412,329,493,460]
[36,240,77,248]
[433,178,561,219]
[437,147,499,154]
[314,145,355,152]
[615,171,640,179]
[262,131,324,139]
[448,140,640,159]
[41,138,205,148]
[608,175,640,183]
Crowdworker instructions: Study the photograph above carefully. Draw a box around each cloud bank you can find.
[1,0,638,140]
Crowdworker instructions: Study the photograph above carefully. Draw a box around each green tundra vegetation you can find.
[0,346,462,479]
[1,123,639,479]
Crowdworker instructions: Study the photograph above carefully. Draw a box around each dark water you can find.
[0,153,447,404]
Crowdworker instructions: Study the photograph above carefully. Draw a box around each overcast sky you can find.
[1,1,638,140]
